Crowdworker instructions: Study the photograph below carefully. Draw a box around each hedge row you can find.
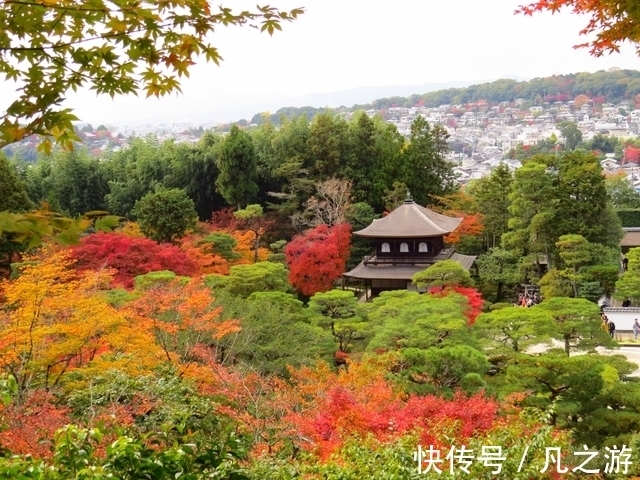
[617,208,640,227]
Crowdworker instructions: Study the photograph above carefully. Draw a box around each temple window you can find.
[418,242,428,252]
[400,242,409,253]
[381,242,390,253]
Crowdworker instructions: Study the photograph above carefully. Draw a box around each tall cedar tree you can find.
[504,152,622,271]
[0,154,32,213]
[285,224,351,296]
[470,162,513,249]
[215,125,259,209]
[306,113,349,180]
[344,112,380,208]
[400,115,456,206]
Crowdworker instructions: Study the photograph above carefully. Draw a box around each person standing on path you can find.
[634,319,640,340]
[608,319,616,339]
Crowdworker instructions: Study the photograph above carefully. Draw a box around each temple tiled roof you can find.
[353,199,463,238]
[621,228,640,247]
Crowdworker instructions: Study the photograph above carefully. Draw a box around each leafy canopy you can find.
[518,0,640,57]
[309,289,364,353]
[0,1,303,151]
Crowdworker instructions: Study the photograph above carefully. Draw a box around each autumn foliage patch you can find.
[71,232,198,288]
[0,390,70,458]
[429,286,485,324]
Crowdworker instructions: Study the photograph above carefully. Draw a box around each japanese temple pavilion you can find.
[342,194,477,300]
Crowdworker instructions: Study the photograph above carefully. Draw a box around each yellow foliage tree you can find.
[231,230,270,264]
[118,221,145,238]
[0,249,161,396]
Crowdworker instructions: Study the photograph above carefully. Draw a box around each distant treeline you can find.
[220,69,640,129]
[249,106,338,126]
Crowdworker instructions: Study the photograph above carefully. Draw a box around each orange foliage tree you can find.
[186,209,271,268]
[432,192,484,245]
[0,390,70,457]
[122,276,241,369]
[179,233,232,275]
[230,230,270,264]
[0,250,122,394]
[517,0,640,56]
[445,213,484,245]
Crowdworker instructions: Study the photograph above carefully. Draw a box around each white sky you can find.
[4,0,640,126]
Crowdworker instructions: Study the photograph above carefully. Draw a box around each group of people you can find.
[600,314,640,339]
[515,291,541,307]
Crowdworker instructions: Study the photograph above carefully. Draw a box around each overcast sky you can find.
[6,0,640,126]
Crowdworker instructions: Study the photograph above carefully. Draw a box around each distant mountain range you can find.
[265,77,529,110]
[209,75,527,127]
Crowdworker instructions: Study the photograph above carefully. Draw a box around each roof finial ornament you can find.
[404,190,413,203]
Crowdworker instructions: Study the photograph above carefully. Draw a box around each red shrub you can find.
[0,390,71,458]
[289,382,498,459]
[71,232,198,288]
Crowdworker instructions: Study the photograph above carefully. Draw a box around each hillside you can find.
[221,69,640,129]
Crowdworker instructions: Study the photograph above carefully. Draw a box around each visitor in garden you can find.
[634,319,640,340]
[608,320,616,339]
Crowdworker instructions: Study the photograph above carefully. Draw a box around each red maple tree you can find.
[71,232,198,288]
[293,386,497,458]
[625,146,640,164]
[284,224,351,296]
[209,207,240,231]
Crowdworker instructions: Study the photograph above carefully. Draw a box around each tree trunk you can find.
[254,231,259,263]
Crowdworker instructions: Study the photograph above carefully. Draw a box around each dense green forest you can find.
[5,113,456,220]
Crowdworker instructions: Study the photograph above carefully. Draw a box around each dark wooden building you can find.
[342,195,476,299]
